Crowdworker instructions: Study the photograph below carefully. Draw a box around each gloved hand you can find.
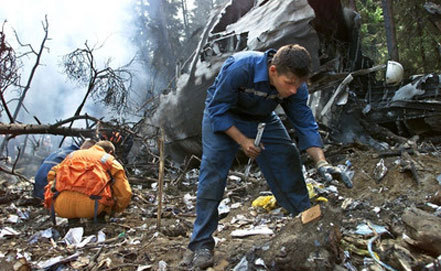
[316,160,353,188]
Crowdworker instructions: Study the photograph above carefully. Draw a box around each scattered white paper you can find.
[231,226,274,237]
[0,227,20,238]
[7,215,19,223]
[137,265,152,271]
[64,227,84,246]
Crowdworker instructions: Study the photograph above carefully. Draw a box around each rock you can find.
[402,207,441,255]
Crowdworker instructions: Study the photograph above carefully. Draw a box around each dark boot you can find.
[178,249,194,270]
[193,248,214,269]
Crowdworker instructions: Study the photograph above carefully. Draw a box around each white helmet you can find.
[385,60,404,85]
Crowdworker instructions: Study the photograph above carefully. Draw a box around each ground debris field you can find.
[0,141,441,271]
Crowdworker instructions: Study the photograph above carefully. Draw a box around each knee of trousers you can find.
[261,142,301,167]
[197,156,230,201]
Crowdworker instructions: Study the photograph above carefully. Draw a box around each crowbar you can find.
[244,122,266,181]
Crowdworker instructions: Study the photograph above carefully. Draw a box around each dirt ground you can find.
[0,143,440,271]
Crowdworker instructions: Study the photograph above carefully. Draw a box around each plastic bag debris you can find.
[373,159,388,182]
[354,223,389,236]
[158,260,167,271]
[218,197,231,217]
[306,182,329,202]
[252,195,277,211]
[0,227,20,238]
[28,228,60,244]
[63,227,84,246]
[97,230,106,243]
[7,215,19,224]
[232,256,248,271]
[183,193,195,210]
[255,258,267,269]
[37,253,80,269]
[337,160,355,186]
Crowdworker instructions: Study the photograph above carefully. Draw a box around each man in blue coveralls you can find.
[33,138,96,200]
[182,44,350,269]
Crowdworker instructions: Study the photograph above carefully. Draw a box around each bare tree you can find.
[0,16,50,155]
[12,15,50,122]
[181,0,189,36]
[0,22,19,123]
[62,42,133,115]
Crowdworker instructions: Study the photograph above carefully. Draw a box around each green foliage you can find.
[356,0,441,76]
[394,0,441,74]
[132,0,229,97]
[356,0,387,67]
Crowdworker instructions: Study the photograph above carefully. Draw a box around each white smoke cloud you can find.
[0,0,137,124]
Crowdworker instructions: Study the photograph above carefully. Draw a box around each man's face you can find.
[269,65,304,98]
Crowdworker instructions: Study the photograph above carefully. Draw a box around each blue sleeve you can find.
[206,56,249,132]
[281,83,323,151]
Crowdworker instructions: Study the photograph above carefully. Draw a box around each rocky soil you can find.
[0,142,440,271]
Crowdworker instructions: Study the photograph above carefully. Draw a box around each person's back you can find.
[44,141,132,220]
[33,144,79,200]
[33,139,96,200]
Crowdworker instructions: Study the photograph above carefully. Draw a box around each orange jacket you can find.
[44,145,132,214]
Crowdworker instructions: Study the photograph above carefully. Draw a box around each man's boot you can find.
[178,249,194,270]
[193,248,214,269]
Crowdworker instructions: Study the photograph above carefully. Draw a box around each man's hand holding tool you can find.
[244,123,266,180]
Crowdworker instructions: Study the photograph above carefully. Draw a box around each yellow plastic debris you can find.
[315,196,328,202]
[306,183,327,203]
[306,183,316,199]
[252,195,278,211]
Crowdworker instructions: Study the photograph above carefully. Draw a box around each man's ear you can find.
[269,65,277,73]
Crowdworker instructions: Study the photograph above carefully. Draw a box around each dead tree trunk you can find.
[181,0,189,36]
[0,16,50,155]
[381,0,399,61]
[0,123,95,137]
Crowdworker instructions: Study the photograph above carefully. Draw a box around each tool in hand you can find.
[244,122,266,181]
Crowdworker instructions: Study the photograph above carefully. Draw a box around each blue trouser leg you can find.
[255,116,311,215]
[189,113,310,250]
[189,112,238,251]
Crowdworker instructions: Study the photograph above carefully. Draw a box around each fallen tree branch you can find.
[51,114,103,127]
[0,164,31,183]
[172,154,201,185]
[0,122,95,137]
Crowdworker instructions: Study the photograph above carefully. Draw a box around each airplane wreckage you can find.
[153,0,441,162]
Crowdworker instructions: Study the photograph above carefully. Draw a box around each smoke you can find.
[0,0,138,124]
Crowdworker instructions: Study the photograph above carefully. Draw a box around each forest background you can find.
[0,0,440,155]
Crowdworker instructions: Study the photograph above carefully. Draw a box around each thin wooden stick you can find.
[156,127,165,229]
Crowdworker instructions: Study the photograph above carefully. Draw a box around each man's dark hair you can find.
[271,44,312,78]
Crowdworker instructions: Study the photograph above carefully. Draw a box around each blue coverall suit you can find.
[188,50,323,251]
[33,144,79,200]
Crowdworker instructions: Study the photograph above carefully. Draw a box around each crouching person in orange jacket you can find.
[44,140,132,223]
